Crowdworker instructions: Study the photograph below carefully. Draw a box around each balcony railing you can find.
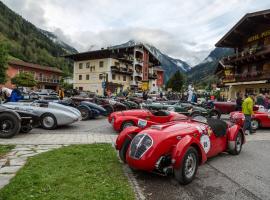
[223,45,270,65]
[35,77,60,83]
[148,73,158,79]
[111,66,133,75]
[221,70,270,83]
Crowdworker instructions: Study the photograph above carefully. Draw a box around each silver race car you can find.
[3,101,81,130]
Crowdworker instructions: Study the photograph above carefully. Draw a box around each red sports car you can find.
[230,109,270,130]
[115,116,244,184]
[109,109,187,132]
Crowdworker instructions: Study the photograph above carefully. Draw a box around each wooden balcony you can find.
[222,70,270,83]
[111,66,133,75]
[148,73,157,79]
[223,45,270,65]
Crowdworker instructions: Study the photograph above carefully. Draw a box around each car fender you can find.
[171,135,207,169]
[227,124,245,150]
[115,126,142,150]
[0,109,21,121]
[114,116,139,131]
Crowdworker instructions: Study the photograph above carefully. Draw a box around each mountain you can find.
[110,40,191,82]
[187,47,234,87]
[0,1,77,75]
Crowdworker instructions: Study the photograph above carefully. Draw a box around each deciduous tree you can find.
[0,43,8,84]
[11,72,37,87]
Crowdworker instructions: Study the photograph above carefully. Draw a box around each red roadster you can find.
[109,109,187,132]
[115,116,244,184]
[230,109,270,130]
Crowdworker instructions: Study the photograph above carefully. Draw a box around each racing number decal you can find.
[200,135,211,154]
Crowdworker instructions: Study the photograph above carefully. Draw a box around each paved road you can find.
[0,116,270,200]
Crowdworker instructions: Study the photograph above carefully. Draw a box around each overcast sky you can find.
[2,0,270,65]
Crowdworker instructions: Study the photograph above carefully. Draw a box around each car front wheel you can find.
[229,132,243,155]
[251,119,259,130]
[0,113,21,138]
[119,138,132,163]
[41,113,57,130]
[174,146,198,185]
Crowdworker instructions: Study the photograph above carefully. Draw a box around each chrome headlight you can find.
[130,134,153,159]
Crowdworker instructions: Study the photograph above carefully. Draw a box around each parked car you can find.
[115,97,140,109]
[0,106,39,138]
[72,97,127,115]
[142,102,221,118]
[213,102,237,114]
[109,109,187,132]
[58,99,107,120]
[2,102,81,130]
[115,116,244,184]
[230,107,269,130]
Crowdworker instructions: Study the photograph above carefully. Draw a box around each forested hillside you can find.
[0,1,77,76]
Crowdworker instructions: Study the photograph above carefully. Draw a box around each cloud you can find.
[2,0,270,66]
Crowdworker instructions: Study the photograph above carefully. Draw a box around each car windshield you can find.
[151,110,169,116]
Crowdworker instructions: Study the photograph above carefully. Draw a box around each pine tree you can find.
[166,71,185,92]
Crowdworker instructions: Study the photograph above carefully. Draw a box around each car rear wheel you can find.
[20,124,32,133]
[103,105,114,116]
[121,121,135,132]
[119,138,132,163]
[78,107,90,120]
[0,113,21,138]
[174,146,198,185]
[41,113,57,130]
[251,119,259,130]
[229,132,243,155]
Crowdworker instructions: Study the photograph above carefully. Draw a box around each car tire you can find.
[103,105,114,116]
[78,107,91,120]
[251,119,259,130]
[20,124,32,133]
[229,132,243,155]
[174,146,199,185]
[119,138,132,163]
[40,113,57,130]
[0,113,21,138]
[121,121,135,132]
[209,110,221,119]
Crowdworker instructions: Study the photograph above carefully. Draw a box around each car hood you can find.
[120,109,150,116]
[81,101,106,112]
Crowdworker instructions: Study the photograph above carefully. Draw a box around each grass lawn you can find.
[0,144,135,200]
[0,145,15,158]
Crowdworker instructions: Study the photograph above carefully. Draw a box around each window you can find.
[79,63,83,69]
[86,74,90,80]
[130,76,133,81]
[115,62,120,67]
[99,61,104,68]
[112,74,116,80]
[79,75,82,80]
[79,87,83,91]
[118,75,121,80]
[99,74,103,80]
[86,62,90,68]
[123,75,126,81]
[90,66,95,72]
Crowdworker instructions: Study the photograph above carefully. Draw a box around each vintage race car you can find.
[109,109,187,132]
[58,99,107,120]
[230,108,270,130]
[142,101,221,118]
[2,102,81,130]
[115,116,244,185]
[0,106,40,138]
[72,97,127,115]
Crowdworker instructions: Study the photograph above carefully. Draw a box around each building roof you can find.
[215,9,270,48]
[64,43,160,65]
[8,60,63,74]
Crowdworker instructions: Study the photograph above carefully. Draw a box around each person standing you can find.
[242,93,255,135]
[236,92,243,111]
[58,88,65,100]
[264,93,269,109]
[256,93,265,106]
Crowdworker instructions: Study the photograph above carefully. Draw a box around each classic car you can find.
[0,106,39,138]
[142,101,221,118]
[109,109,187,132]
[2,102,81,130]
[115,116,244,184]
[58,99,107,120]
[213,101,237,114]
[115,97,140,109]
[230,107,270,130]
[71,97,127,115]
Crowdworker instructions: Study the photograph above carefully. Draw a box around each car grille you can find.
[130,134,153,159]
